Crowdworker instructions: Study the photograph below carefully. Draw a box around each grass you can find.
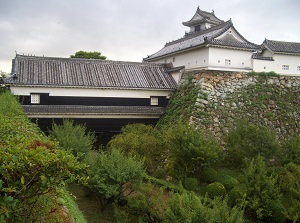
[67,184,114,223]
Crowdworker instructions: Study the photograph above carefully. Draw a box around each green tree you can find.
[225,121,279,168]
[107,124,166,177]
[49,119,96,159]
[164,120,222,180]
[242,155,284,222]
[84,149,145,207]
[70,50,106,59]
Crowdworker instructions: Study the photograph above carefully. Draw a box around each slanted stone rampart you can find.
[180,70,300,140]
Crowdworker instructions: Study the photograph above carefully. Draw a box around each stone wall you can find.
[180,70,300,140]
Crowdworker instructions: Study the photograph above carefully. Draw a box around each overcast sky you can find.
[0,0,299,73]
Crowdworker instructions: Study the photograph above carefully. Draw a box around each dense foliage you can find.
[50,119,96,159]
[70,50,107,59]
[0,91,85,222]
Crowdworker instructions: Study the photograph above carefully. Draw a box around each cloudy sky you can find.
[0,0,299,73]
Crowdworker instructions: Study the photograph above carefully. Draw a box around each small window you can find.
[31,94,40,104]
[195,25,201,32]
[150,97,158,106]
[282,65,289,70]
[297,66,300,71]
[172,57,175,62]
[225,59,231,66]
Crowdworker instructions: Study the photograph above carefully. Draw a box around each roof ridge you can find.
[15,54,166,67]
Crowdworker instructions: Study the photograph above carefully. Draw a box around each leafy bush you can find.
[242,155,283,221]
[228,184,247,207]
[202,168,239,190]
[225,121,279,168]
[279,135,300,165]
[107,124,166,176]
[50,119,96,159]
[0,91,85,221]
[84,149,146,202]
[164,120,223,180]
[183,178,199,191]
[276,163,300,197]
[164,192,244,223]
[207,182,226,198]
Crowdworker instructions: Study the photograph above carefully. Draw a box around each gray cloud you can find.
[1,0,299,72]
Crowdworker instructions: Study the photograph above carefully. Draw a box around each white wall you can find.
[253,54,300,76]
[153,48,209,70]
[10,86,174,99]
[252,59,274,72]
[272,54,300,76]
[208,47,253,70]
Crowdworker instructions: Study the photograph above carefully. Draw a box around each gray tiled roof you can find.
[144,21,258,61]
[23,105,165,116]
[182,7,223,26]
[6,55,177,90]
[263,39,300,55]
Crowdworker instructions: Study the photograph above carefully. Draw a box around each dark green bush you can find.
[183,178,199,191]
[107,124,166,177]
[242,155,283,221]
[207,182,226,198]
[264,201,286,223]
[164,120,223,180]
[50,119,96,159]
[228,184,247,207]
[276,163,300,198]
[202,168,239,190]
[225,121,279,168]
[280,135,300,165]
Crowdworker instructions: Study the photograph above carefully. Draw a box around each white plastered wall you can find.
[10,86,174,99]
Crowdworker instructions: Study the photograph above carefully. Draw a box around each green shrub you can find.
[84,149,146,201]
[50,119,96,159]
[0,91,85,221]
[276,163,300,197]
[107,124,166,176]
[225,121,279,168]
[264,201,286,223]
[164,192,244,223]
[242,155,283,221]
[164,120,223,180]
[202,168,239,190]
[207,182,226,198]
[183,178,199,191]
[280,135,300,165]
[228,184,247,207]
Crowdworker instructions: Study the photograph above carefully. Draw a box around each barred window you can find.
[31,94,40,104]
[282,65,289,70]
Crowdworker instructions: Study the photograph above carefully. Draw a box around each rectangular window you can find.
[297,66,300,71]
[195,25,201,32]
[150,97,158,106]
[31,94,40,104]
[225,59,231,66]
[282,65,289,70]
[172,57,175,62]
